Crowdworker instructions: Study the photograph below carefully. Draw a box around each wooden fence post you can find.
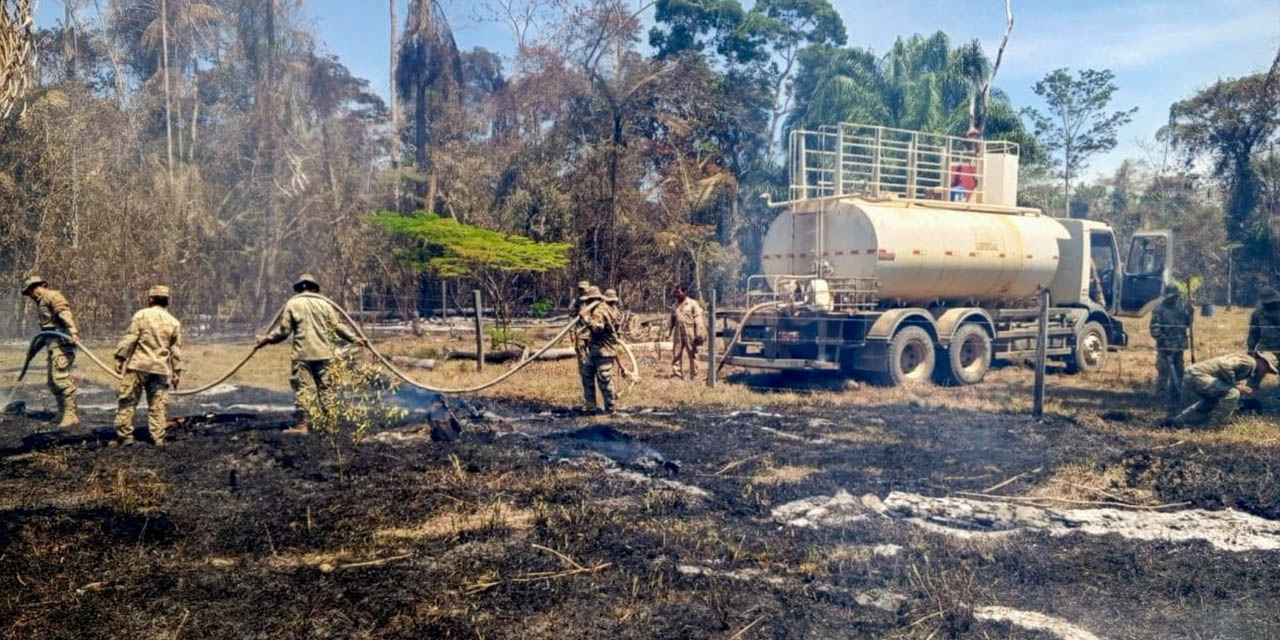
[473,289,484,373]
[707,290,717,388]
[1033,288,1049,417]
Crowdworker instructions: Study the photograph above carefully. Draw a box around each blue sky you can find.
[38,0,1280,177]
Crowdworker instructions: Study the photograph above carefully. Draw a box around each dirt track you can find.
[1,386,1278,639]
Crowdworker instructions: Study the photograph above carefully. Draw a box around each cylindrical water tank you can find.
[760,200,1069,304]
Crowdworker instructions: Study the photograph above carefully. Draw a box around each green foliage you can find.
[486,326,528,348]
[785,31,1041,163]
[530,299,553,318]
[1022,68,1137,215]
[302,349,407,482]
[1163,72,1279,249]
[367,211,570,277]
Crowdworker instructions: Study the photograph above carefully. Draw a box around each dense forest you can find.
[0,0,1277,336]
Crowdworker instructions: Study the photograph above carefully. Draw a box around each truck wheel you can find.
[1066,321,1107,374]
[878,326,936,386]
[939,324,992,385]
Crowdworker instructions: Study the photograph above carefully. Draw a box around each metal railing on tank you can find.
[747,274,879,311]
[788,123,1018,205]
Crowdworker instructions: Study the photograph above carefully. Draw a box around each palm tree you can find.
[396,0,461,209]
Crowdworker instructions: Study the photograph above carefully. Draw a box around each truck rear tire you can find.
[876,326,935,386]
[1066,321,1107,374]
[938,324,991,385]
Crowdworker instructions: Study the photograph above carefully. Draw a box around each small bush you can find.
[531,299,553,317]
[302,349,407,481]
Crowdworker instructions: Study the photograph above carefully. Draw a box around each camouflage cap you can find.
[603,288,619,303]
[148,285,171,299]
[1254,351,1279,375]
[1259,287,1280,305]
[580,285,602,301]
[1163,284,1180,297]
[293,273,320,292]
[21,275,46,294]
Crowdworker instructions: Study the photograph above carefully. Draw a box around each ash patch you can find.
[545,424,680,474]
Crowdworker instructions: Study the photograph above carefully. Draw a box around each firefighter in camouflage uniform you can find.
[22,276,81,428]
[1173,352,1278,426]
[1150,284,1192,408]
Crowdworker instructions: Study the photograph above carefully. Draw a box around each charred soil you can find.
[1,392,1277,639]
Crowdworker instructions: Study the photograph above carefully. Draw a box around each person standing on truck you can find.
[948,128,982,202]
[22,276,81,428]
[112,286,183,446]
[1150,284,1193,408]
[1172,352,1278,426]
[669,284,706,380]
[255,273,367,434]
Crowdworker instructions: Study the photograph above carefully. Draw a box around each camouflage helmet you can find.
[1259,287,1280,305]
[21,275,46,294]
[1162,284,1180,297]
[580,285,603,301]
[293,273,320,292]
[1254,351,1279,375]
[148,285,171,300]
[603,288,619,303]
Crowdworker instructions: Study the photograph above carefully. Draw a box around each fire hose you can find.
[713,301,788,376]
[17,294,639,397]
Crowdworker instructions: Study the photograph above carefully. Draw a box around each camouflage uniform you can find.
[571,281,594,407]
[113,288,183,443]
[669,295,706,380]
[25,278,80,426]
[260,280,360,422]
[579,287,620,411]
[1247,288,1280,391]
[1149,288,1192,407]
[1173,353,1274,426]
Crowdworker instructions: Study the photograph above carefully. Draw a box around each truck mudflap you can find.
[720,356,841,371]
[1107,318,1129,348]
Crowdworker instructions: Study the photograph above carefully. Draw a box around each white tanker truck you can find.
[724,123,1174,385]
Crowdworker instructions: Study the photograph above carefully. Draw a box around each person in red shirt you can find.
[949,128,982,202]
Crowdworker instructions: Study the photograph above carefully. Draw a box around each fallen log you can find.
[390,356,437,370]
[444,347,577,363]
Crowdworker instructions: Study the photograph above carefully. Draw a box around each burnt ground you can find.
[1,384,1278,640]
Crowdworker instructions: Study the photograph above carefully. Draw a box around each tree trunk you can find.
[389,0,400,212]
[415,82,427,202]
[160,0,174,189]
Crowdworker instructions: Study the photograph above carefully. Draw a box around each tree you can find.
[367,211,571,325]
[397,0,462,209]
[787,32,1040,159]
[751,0,845,158]
[1,0,37,117]
[1022,68,1136,218]
[1163,62,1280,246]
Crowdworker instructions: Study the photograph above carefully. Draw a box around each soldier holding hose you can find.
[113,286,183,446]
[22,275,81,428]
[578,286,620,413]
[255,273,366,434]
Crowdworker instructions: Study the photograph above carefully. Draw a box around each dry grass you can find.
[751,462,819,486]
[373,501,535,542]
[1,306,1274,443]
[85,466,169,514]
[1026,461,1156,505]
